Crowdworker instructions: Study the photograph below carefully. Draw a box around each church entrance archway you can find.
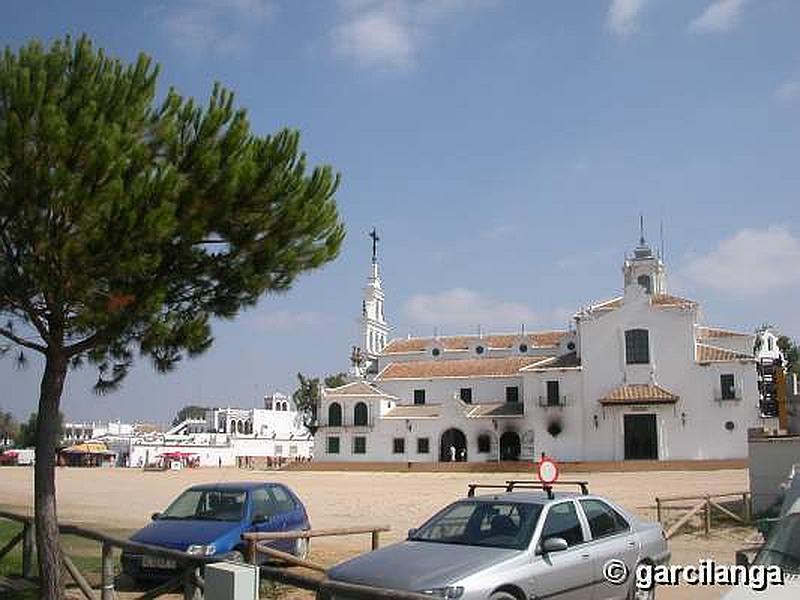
[440,428,467,462]
[499,431,521,461]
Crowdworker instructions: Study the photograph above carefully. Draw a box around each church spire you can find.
[623,215,666,295]
[359,228,390,374]
[639,214,646,246]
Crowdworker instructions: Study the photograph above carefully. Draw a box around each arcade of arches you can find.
[439,428,523,462]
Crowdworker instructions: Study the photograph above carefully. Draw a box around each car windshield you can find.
[160,489,247,522]
[755,514,800,574]
[409,500,543,550]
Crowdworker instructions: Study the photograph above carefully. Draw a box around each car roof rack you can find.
[466,480,590,500]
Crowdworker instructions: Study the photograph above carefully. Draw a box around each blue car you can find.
[121,481,310,581]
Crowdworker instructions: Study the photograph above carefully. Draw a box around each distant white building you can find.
[314,230,767,463]
[129,392,313,467]
[63,420,134,442]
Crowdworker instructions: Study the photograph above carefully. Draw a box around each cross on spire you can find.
[369,227,380,263]
[639,214,646,246]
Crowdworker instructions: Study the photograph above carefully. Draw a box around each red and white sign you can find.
[538,457,559,484]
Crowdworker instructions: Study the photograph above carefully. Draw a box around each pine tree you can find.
[0,36,344,599]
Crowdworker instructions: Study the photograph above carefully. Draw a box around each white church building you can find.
[314,231,766,463]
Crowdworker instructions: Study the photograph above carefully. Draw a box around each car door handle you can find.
[580,553,591,560]
[627,541,636,548]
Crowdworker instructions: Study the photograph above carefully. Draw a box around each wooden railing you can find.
[243,525,433,600]
[3,513,435,599]
[0,510,214,599]
[654,491,752,539]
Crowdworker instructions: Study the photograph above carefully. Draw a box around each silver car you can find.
[328,482,669,600]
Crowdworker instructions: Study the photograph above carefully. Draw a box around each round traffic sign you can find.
[538,457,559,484]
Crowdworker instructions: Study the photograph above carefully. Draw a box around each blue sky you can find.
[2,0,800,423]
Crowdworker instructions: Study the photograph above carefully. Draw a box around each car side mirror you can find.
[252,514,268,525]
[541,537,569,554]
[151,512,161,521]
[407,528,418,539]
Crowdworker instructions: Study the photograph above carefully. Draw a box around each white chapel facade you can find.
[314,231,765,463]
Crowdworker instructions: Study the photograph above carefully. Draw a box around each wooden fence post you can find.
[371,530,380,551]
[248,538,257,564]
[101,542,115,600]
[655,498,662,524]
[22,523,35,579]
[704,496,711,536]
[742,493,751,523]
[183,567,200,600]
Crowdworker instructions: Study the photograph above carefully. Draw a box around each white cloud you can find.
[403,288,538,330]
[776,79,800,102]
[684,226,800,294]
[254,310,323,331]
[688,0,746,34]
[161,0,274,55]
[606,0,650,37]
[332,0,492,69]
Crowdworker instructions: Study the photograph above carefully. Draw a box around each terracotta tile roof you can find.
[325,381,395,398]
[382,405,440,419]
[696,326,751,340]
[589,297,624,311]
[375,356,550,380]
[650,294,697,309]
[521,352,581,371]
[599,383,679,405]
[464,402,524,418]
[382,331,567,354]
[583,293,696,315]
[696,343,753,363]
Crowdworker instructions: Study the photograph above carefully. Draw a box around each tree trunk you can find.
[34,350,68,600]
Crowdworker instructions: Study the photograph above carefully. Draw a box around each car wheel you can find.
[627,566,655,600]
[294,536,310,560]
[490,592,518,600]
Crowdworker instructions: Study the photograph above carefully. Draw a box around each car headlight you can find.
[420,586,465,599]
[186,544,216,556]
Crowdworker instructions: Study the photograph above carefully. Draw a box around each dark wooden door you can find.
[624,414,658,460]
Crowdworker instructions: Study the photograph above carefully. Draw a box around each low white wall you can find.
[749,434,800,515]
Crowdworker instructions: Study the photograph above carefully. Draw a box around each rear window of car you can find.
[579,499,630,540]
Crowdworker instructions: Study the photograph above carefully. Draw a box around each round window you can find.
[475,345,484,355]
[725,421,735,431]
[519,343,528,353]
[432,347,441,357]
[567,342,576,351]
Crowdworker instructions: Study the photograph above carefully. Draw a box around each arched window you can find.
[283,402,289,411]
[354,402,368,427]
[229,420,236,434]
[625,329,650,364]
[328,402,342,427]
[637,274,652,294]
[218,417,226,433]
[237,420,244,434]
[477,434,491,454]
[245,421,252,435]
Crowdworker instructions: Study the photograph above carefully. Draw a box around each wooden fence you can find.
[2,512,433,600]
[0,510,214,599]
[242,525,433,600]
[654,491,752,539]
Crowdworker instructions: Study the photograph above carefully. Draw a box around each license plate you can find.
[142,556,176,570]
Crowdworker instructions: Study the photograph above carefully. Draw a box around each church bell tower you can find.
[623,217,666,295]
[359,228,390,373]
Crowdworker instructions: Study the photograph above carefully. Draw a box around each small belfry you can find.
[623,216,666,295]
[359,228,390,373]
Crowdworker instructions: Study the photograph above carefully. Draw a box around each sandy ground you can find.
[0,466,757,599]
